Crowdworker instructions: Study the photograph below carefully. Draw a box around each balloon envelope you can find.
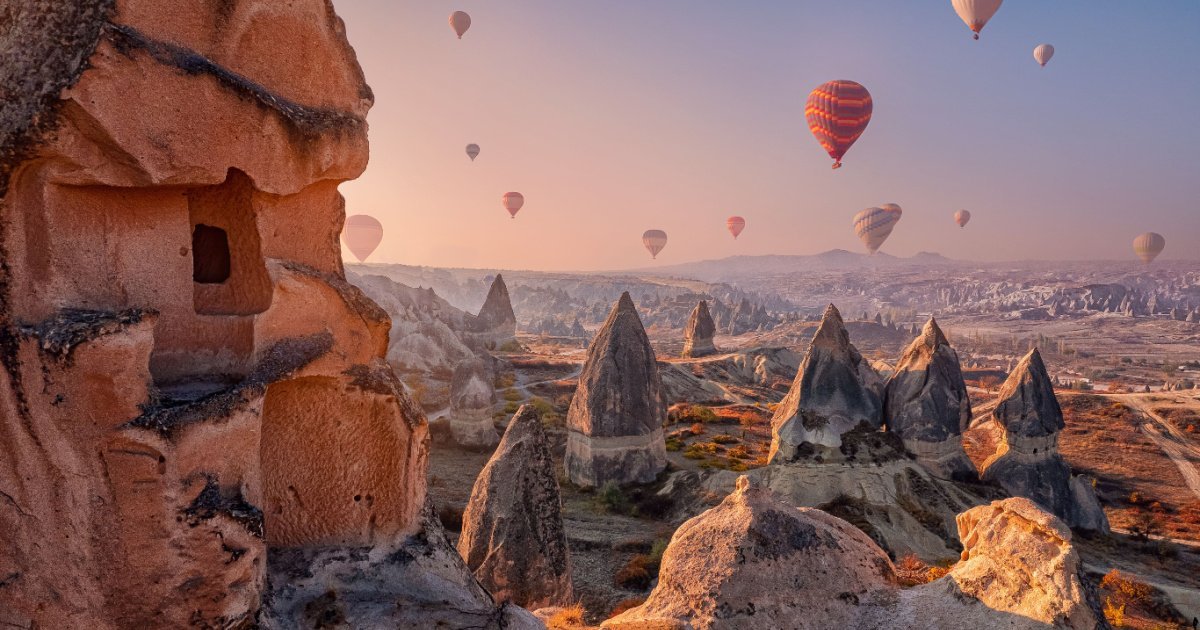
[1033,44,1054,67]
[643,229,668,259]
[1133,232,1165,264]
[853,205,902,254]
[449,11,471,39]
[343,214,383,262]
[727,216,746,239]
[954,209,971,228]
[951,0,1003,39]
[805,80,873,169]
[502,192,524,218]
[466,144,480,161]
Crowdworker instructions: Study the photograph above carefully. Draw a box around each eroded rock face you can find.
[681,300,717,358]
[770,304,884,462]
[980,349,1109,533]
[901,498,1104,630]
[447,358,500,449]
[473,273,517,348]
[0,2,465,626]
[458,405,573,609]
[883,317,976,480]
[565,292,667,487]
[604,476,899,630]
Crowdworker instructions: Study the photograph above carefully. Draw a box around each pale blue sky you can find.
[333,1,1200,269]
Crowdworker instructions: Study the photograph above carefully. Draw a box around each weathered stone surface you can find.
[770,304,884,462]
[472,273,517,348]
[681,300,717,358]
[458,405,573,609]
[565,292,667,487]
[262,498,543,630]
[604,476,899,629]
[898,498,1105,629]
[883,317,976,480]
[448,358,500,449]
[981,349,1109,533]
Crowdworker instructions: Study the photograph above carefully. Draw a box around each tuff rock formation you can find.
[770,304,884,461]
[681,299,717,358]
[447,358,500,449]
[0,3,522,627]
[458,405,573,609]
[884,317,976,480]
[980,349,1109,533]
[608,480,1103,629]
[473,273,517,348]
[565,292,667,487]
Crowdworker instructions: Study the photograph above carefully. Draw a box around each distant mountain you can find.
[631,250,956,283]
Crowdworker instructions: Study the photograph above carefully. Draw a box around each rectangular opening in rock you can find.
[192,224,231,283]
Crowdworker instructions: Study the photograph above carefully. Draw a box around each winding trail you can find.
[1106,394,1200,502]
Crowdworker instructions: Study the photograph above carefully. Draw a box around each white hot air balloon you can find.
[951,0,1004,40]
[343,214,383,262]
[1133,232,1165,264]
[1033,44,1055,67]
[853,205,903,254]
[466,144,480,161]
[449,11,471,39]
[954,209,971,228]
[642,230,668,259]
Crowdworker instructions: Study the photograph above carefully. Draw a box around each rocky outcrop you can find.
[770,304,884,462]
[604,476,898,629]
[446,358,500,449]
[611,480,1105,630]
[900,498,1104,629]
[472,273,517,348]
[884,317,976,480]
[980,349,1109,533]
[458,405,573,609]
[681,300,717,358]
[565,292,667,487]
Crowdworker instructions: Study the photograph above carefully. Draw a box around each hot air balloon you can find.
[502,192,524,219]
[1133,232,1165,264]
[853,205,902,254]
[343,214,383,262]
[1033,44,1055,67]
[954,209,971,228]
[727,216,746,239]
[466,144,480,161]
[805,80,873,170]
[951,0,1004,40]
[449,11,471,39]
[643,230,668,259]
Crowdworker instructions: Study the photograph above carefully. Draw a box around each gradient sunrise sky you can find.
[332,1,1200,270]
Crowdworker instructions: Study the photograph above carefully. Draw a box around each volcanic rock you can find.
[770,304,884,461]
[564,292,667,487]
[447,358,500,449]
[603,476,899,629]
[472,273,517,348]
[980,349,1109,532]
[458,405,573,609]
[681,300,718,358]
[884,317,976,480]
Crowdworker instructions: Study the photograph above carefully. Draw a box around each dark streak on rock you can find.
[182,474,265,538]
[19,308,149,364]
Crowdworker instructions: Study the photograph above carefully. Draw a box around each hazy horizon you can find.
[333,1,1200,271]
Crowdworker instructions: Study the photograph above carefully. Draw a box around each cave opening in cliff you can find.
[187,169,272,316]
[192,224,231,284]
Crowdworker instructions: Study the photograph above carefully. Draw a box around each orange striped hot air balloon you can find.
[853,204,902,254]
[1133,232,1165,264]
[643,230,668,259]
[502,192,524,219]
[805,80,873,170]
[449,11,471,39]
[727,216,746,239]
[343,214,383,262]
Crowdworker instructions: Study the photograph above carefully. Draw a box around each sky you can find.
[331,1,1200,270]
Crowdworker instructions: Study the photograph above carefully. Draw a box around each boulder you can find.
[883,317,976,480]
[564,292,667,487]
[681,300,717,358]
[770,304,884,462]
[980,349,1109,533]
[448,358,500,450]
[458,405,573,609]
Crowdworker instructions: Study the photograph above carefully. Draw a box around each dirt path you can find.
[1106,394,1200,502]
